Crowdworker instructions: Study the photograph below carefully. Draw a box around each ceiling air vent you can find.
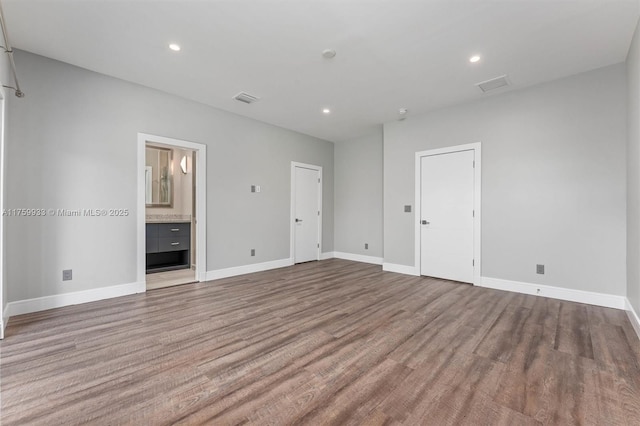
[233,92,260,104]
[476,75,510,93]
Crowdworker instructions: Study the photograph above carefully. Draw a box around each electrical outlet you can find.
[404,205,412,213]
[251,249,255,256]
[365,243,369,250]
[251,185,256,193]
[62,269,72,281]
[536,264,545,274]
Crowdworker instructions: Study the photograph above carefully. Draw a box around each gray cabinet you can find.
[146,222,191,273]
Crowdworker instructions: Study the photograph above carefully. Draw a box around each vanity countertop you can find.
[146,214,192,224]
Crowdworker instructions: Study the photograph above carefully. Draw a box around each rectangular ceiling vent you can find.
[233,92,260,104]
[476,75,510,93]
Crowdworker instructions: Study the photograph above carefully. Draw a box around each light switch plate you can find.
[63,269,72,281]
[404,205,412,212]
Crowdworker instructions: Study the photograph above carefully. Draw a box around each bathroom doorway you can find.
[137,133,207,291]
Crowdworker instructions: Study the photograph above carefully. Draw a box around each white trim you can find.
[626,298,640,340]
[0,90,5,339]
[290,162,323,263]
[382,263,420,276]
[137,133,208,286]
[205,258,293,281]
[334,251,383,265]
[480,277,626,310]
[414,142,482,285]
[5,281,145,318]
[320,251,335,260]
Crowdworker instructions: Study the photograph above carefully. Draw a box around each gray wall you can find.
[6,50,333,302]
[628,17,640,313]
[334,131,383,258]
[384,64,627,296]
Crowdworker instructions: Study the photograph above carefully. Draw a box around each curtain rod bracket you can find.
[0,1,23,99]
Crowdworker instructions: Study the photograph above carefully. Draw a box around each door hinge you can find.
[473,160,475,168]
[317,243,320,248]
[318,178,320,183]
[472,210,475,217]
[318,211,320,216]
[473,259,475,266]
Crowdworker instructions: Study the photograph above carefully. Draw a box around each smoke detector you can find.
[233,92,260,104]
[476,75,510,93]
[322,49,336,59]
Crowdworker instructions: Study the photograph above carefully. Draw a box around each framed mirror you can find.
[145,146,173,208]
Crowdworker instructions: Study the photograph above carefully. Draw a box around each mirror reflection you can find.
[145,146,173,207]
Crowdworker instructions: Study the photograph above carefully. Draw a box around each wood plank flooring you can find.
[1,259,639,425]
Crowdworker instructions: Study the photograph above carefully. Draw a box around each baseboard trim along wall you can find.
[382,262,420,276]
[5,281,146,318]
[205,258,293,281]
[1,303,8,338]
[480,276,627,310]
[333,252,383,265]
[626,298,640,340]
[320,252,335,260]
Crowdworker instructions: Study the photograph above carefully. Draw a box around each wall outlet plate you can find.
[251,249,255,256]
[62,269,72,281]
[365,243,369,249]
[404,205,412,212]
[536,264,545,274]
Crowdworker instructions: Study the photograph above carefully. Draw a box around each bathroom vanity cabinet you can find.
[146,222,191,273]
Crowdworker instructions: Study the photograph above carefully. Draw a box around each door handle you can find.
[421,220,430,225]
[295,218,303,223]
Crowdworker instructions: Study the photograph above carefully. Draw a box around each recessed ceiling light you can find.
[322,108,331,114]
[469,55,481,63]
[169,43,181,52]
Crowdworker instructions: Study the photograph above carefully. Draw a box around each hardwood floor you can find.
[1,259,639,425]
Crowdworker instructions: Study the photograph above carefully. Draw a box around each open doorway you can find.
[137,133,207,291]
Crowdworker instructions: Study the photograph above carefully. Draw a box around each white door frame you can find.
[137,133,207,285]
[0,88,5,338]
[290,162,322,263]
[414,142,481,285]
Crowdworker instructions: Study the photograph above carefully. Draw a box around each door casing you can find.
[414,142,481,285]
[137,133,207,285]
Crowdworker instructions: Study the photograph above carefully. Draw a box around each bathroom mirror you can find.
[145,146,173,207]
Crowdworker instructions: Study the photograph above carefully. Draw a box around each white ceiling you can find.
[3,0,639,143]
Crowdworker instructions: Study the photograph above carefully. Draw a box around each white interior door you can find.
[420,150,475,283]
[294,166,320,263]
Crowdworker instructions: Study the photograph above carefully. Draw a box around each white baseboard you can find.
[626,298,640,340]
[5,281,146,318]
[382,262,419,276]
[320,251,335,260]
[1,303,8,338]
[334,251,383,265]
[205,258,293,281]
[480,277,626,310]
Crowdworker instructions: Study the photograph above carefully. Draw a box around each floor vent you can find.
[233,92,260,104]
[476,75,510,93]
